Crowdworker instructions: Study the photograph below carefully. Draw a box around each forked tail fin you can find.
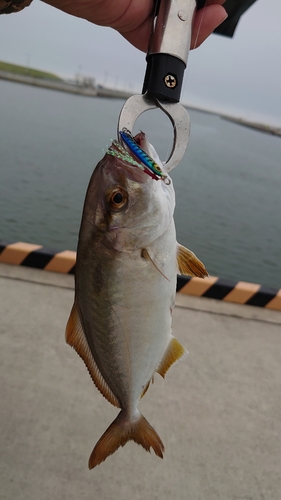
[88,410,164,469]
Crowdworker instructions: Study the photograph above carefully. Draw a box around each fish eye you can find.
[107,186,128,211]
[113,192,123,204]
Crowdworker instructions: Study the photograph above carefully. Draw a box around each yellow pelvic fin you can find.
[65,302,120,408]
[157,336,188,379]
[177,243,208,278]
[88,410,164,469]
[141,248,170,281]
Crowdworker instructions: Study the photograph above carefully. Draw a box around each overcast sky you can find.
[0,0,280,124]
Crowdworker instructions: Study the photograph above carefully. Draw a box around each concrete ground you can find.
[1,262,281,500]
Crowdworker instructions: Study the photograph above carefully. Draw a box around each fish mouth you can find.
[106,140,151,184]
[119,130,170,184]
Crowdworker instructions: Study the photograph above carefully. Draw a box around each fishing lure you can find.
[119,128,170,184]
[106,141,159,181]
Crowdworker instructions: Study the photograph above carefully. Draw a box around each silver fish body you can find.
[66,135,207,468]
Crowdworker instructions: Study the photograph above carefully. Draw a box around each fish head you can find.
[81,136,175,252]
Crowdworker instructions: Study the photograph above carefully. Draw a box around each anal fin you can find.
[157,336,188,378]
[140,380,151,399]
[66,302,120,408]
[177,243,208,278]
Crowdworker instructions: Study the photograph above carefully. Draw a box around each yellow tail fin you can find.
[88,410,164,469]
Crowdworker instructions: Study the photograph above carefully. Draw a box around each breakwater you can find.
[1,70,280,136]
[0,70,132,99]
[222,115,281,137]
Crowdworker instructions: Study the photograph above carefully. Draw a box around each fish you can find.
[66,132,208,469]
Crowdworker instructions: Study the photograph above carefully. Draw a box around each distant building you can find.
[73,75,96,88]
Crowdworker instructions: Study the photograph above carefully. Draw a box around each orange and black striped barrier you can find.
[176,275,281,311]
[0,240,75,274]
[0,240,281,311]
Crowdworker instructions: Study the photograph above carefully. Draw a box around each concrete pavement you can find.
[1,262,281,500]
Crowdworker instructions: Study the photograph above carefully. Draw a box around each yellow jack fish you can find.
[66,132,208,469]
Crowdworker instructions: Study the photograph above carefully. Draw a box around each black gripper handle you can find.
[142,54,185,103]
[196,0,206,9]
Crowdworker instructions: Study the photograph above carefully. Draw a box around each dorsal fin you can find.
[156,336,188,378]
[66,302,120,408]
[177,243,208,278]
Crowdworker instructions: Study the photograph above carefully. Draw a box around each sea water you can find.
[0,79,280,288]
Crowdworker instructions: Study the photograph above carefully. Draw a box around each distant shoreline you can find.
[184,103,281,137]
[0,70,132,100]
[220,115,281,137]
[1,70,280,137]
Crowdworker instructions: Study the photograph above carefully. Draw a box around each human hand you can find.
[42,0,227,52]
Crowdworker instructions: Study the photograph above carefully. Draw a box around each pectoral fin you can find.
[177,243,208,278]
[141,248,170,281]
[157,336,188,378]
[66,302,120,408]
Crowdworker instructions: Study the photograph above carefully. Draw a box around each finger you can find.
[191,5,228,49]
[120,19,152,52]
[122,3,227,54]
